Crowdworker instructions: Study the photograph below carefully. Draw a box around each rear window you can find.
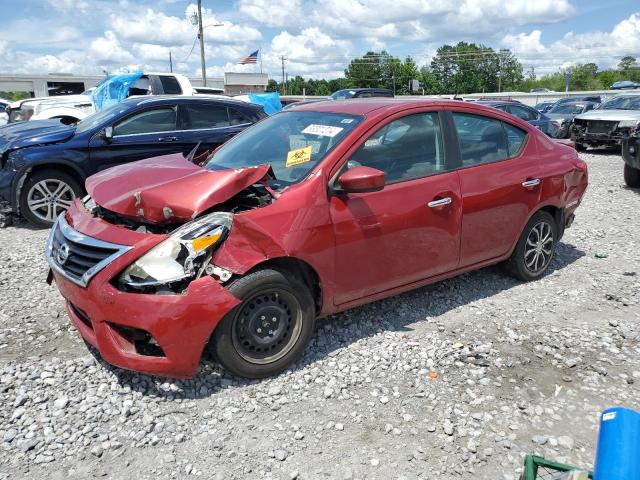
[453,113,508,166]
[504,124,527,157]
[159,76,183,95]
[183,105,230,129]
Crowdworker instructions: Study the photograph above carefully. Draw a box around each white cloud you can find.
[90,31,135,64]
[238,0,302,28]
[109,6,261,46]
[502,12,640,74]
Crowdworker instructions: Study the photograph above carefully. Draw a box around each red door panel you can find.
[458,156,541,267]
[330,172,461,305]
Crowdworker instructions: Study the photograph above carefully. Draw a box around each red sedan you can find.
[46,99,588,379]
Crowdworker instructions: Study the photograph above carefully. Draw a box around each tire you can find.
[575,141,587,152]
[19,169,83,228]
[210,268,316,378]
[506,211,558,281]
[624,163,640,188]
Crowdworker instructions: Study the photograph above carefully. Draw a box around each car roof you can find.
[475,100,526,107]
[122,95,260,109]
[285,98,505,116]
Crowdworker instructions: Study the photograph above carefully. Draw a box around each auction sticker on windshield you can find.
[302,124,343,137]
[286,146,312,167]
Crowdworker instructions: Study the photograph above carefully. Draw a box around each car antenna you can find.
[186,141,202,163]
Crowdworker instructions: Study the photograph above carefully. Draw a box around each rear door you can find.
[178,102,255,158]
[450,110,541,267]
[88,104,182,173]
[329,110,462,305]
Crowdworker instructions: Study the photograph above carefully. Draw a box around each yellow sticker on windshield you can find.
[286,145,312,167]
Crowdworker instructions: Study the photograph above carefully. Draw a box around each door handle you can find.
[427,197,452,208]
[158,136,178,142]
[522,178,541,188]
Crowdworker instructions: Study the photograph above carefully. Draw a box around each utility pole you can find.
[169,51,173,73]
[197,0,207,86]
[281,56,286,95]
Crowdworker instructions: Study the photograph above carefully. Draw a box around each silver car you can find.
[571,93,640,150]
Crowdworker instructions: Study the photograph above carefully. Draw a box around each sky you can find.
[0,0,639,81]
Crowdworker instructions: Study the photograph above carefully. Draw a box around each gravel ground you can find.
[0,151,639,480]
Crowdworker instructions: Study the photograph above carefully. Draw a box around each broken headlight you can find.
[119,212,232,287]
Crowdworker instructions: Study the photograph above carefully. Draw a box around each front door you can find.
[88,105,186,174]
[450,110,541,267]
[329,111,462,305]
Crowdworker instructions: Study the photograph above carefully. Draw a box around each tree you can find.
[430,42,522,94]
[618,56,637,71]
[344,51,385,88]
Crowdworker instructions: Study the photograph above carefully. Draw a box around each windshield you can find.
[549,104,584,115]
[600,95,640,111]
[330,90,355,100]
[206,111,363,186]
[74,103,129,134]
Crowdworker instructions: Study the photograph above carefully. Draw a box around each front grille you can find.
[586,120,618,134]
[46,215,131,287]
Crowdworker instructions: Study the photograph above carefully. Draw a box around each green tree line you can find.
[267,44,640,96]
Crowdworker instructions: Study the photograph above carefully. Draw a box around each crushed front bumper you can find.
[47,202,240,378]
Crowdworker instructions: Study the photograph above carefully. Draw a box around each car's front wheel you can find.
[19,170,83,228]
[574,141,587,152]
[624,163,640,188]
[210,268,316,378]
[506,210,558,281]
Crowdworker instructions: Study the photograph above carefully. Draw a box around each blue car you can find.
[0,96,266,226]
[477,101,558,138]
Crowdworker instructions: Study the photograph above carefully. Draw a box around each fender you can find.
[31,106,92,122]
[10,160,86,213]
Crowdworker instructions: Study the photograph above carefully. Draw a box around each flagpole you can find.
[259,47,263,74]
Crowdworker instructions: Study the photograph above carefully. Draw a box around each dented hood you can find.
[86,153,272,224]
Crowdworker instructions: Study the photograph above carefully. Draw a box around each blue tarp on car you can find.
[247,92,282,115]
[92,71,144,111]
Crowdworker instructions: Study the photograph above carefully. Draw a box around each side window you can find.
[346,112,445,184]
[113,108,176,136]
[228,108,250,125]
[159,76,183,94]
[504,123,527,157]
[508,105,537,121]
[452,113,508,166]
[183,104,230,130]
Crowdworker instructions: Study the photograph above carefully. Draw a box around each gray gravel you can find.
[1,151,639,479]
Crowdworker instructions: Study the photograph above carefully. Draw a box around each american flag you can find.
[238,50,259,65]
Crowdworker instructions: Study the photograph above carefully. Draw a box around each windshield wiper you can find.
[186,141,202,163]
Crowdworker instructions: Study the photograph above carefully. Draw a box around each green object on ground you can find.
[595,252,608,258]
[521,455,593,480]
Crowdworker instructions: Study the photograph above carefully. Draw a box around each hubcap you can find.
[27,179,74,222]
[232,290,303,365]
[524,221,554,274]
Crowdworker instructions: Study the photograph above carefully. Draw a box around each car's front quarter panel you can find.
[50,200,241,378]
[0,140,89,210]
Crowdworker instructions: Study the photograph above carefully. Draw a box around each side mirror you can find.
[103,126,113,141]
[337,166,385,194]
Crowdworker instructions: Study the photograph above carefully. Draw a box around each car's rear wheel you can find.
[506,211,558,281]
[624,163,640,188]
[210,268,316,378]
[19,170,82,228]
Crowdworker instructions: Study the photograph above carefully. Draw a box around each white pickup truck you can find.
[5,73,196,125]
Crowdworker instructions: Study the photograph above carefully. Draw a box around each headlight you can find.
[618,120,640,128]
[120,211,232,287]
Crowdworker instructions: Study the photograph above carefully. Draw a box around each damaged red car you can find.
[46,99,588,379]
